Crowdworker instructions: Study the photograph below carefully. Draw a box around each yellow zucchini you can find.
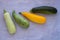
[19,12,46,24]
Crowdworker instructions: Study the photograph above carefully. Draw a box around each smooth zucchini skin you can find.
[19,12,46,24]
[30,6,57,14]
[4,10,16,35]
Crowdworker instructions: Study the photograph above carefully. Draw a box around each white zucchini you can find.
[4,10,16,35]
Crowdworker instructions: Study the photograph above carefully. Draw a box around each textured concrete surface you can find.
[0,0,60,40]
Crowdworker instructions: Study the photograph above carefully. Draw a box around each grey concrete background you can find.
[0,0,60,40]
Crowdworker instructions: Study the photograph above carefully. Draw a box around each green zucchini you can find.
[12,11,29,29]
[30,6,57,14]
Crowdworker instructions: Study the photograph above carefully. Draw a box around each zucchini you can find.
[4,10,16,35]
[19,12,46,24]
[30,6,57,14]
[12,11,29,28]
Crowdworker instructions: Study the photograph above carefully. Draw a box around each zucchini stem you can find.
[4,9,7,13]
